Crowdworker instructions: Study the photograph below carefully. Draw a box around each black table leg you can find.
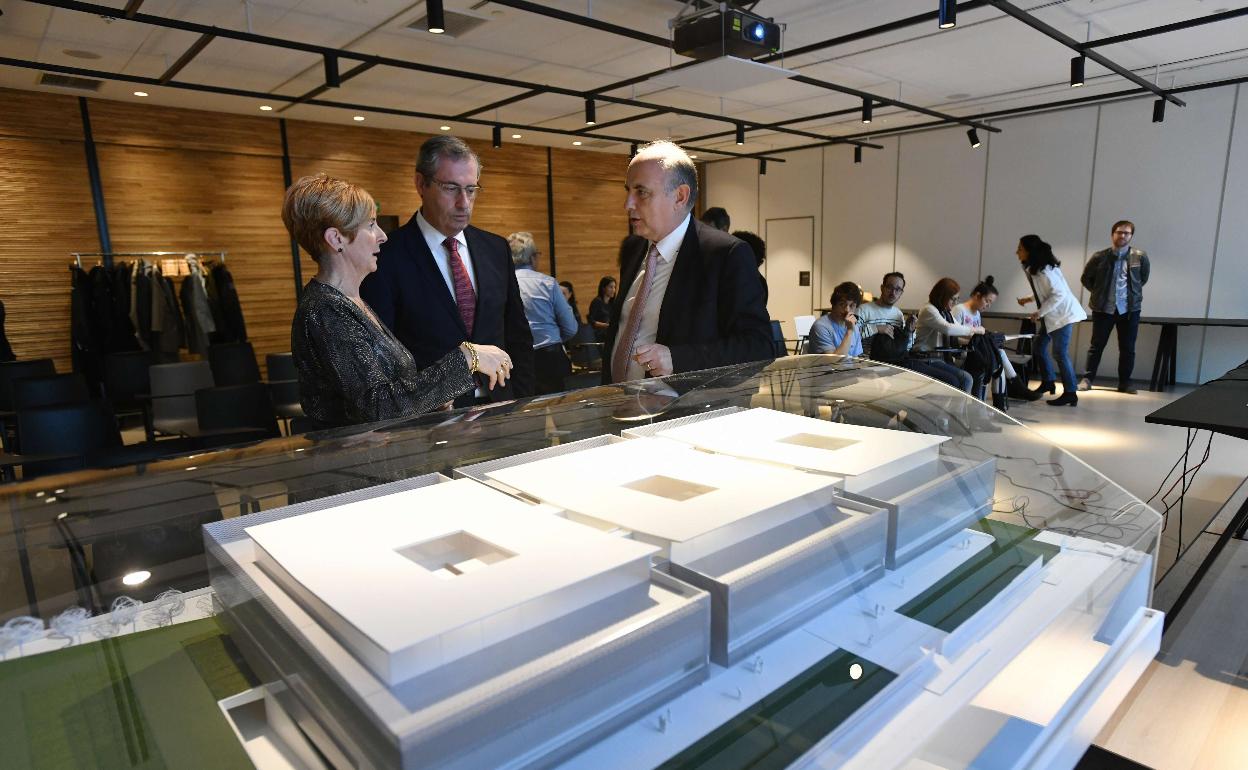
[1151,323,1177,392]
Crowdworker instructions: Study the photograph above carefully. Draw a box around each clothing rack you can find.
[70,251,227,269]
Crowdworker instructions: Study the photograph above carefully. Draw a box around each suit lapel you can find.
[656,220,702,341]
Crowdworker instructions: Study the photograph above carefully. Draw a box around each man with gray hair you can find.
[507,231,578,394]
[603,140,772,383]
[362,135,534,403]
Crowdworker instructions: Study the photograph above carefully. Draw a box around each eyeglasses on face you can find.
[1112,229,1133,236]
[431,179,482,198]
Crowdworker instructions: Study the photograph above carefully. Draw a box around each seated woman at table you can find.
[912,277,981,393]
[1016,234,1086,407]
[587,276,616,344]
[808,281,863,356]
[283,174,511,429]
[955,276,1028,401]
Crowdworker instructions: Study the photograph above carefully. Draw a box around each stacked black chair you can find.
[0,358,58,451]
[150,361,214,437]
[265,352,305,433]
[770,320,787,358]
[104,351,157,439]
[195,382,280,442]
[209,342,261,386]
[17,401,123,479]
[12,373,91,411]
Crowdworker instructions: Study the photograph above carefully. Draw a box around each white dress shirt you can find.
[613,213,691,382]
[415,211,476,301]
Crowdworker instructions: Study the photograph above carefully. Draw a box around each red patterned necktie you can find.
[444,237,476,336]
[611,243,660,383]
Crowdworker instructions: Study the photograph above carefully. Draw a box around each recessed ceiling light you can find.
[63,49,101,60]
[353,115,365,122]
[690,154,698,159]
[440,125,451,131]
[259,105,273,111]
[572,140,582,146]
[511,133,522,139]
[56,512,69,520]
[133,91,148,97]
[849,662,863,680]
[122,570,152,586]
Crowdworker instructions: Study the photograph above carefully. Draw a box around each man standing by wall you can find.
[1079,220,1149,394]
[508,231,577,395]
[362,135,534,403]
[604,141,771,383]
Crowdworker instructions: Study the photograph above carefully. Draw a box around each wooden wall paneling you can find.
[550,149,629,313]
[96,144,293,376]
[0,134,97,372]
[0,87,84,142]
[88,99,283,157]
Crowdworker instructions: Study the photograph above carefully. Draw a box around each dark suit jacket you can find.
[360,214,535,400]
[603,219,773,384]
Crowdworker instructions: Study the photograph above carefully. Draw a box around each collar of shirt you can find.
[1113,245,1129,258]
[416,210,467,254]
[651,212,692,263]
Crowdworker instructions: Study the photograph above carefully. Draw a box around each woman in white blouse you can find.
[1016,235,1087,406]
[912,277,981,393]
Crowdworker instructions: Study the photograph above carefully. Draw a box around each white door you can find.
[764,216,817,328]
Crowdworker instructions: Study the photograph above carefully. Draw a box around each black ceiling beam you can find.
[485,0,670,48]
[677,105,862,145]
[21,0,852,150]
[158,31,214,85]
[122,0,143,18]
[1082,7,1248,50]
[985,0,1184,106]
[788,74,998,132]
[574,109,666,133]
[453,89,542,120]
[0,55,788,162]
[276,61,377,114]
[734,72,1248,159]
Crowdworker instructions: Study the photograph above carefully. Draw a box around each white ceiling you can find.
[2,0,1247,158]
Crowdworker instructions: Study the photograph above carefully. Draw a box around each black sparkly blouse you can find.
[291,280,475,428]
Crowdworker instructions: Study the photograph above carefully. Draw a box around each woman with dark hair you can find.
[912,277,980,393]
[1017,235,1086,406]
[808,281,863,355]
[955,276,1028,405]
[588,275,616,343]
[558,280,582,324]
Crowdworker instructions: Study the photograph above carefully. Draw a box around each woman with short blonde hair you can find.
[284,174,511,428]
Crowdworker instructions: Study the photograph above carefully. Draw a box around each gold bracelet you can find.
[461,341,479,373]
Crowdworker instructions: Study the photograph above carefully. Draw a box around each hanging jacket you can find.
[0,300,14,362]
[180,264,216,354]
[210,263,247,342]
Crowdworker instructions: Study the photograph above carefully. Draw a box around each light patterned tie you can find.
[611,243,660,383]
[444,237,476,336]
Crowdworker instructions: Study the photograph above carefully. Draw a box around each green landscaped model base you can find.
[897,518,1060,633]
[658,650,896,770]
[0,617,258,770]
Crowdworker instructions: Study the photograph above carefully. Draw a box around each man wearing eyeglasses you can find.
[1078,219,1150,394]
[362,135,534,403]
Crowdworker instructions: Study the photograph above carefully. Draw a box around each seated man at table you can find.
[808,282,862,356]
[858,271,973,393]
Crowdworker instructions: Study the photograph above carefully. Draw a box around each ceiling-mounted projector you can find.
[672,5,780,61]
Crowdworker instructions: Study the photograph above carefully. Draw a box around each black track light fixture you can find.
[1070,55,1085,88]
[938,0,956,29]
[862,97,872,124]
[427,0,445,34]
[323,54,340,87]
[492,125,501,148]
[736,124,745,145]
[854,146,863,164]
[1152,98,1166,123]
[967,128,981,148]
[759,158,767,175]
[584,98,596,126]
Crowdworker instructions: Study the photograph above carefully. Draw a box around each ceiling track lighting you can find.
[323,54,340,88]
[967,128,982,148]
[1070,55,1085,88]
[736,124,745,145]
[854,146,862,164]
[492,125,502,148]
[938,0,956,29]
[584,98,596,125]
[427,0,445,34]
[861,97,872,124]
[1152,98,1166,123]
[759,158,767,175]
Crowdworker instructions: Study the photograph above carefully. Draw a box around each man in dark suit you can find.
[604,140,772,384]
[362,136,534,403]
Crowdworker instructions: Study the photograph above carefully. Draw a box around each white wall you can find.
[703,83,1248,385]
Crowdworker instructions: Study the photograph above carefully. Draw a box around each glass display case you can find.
[0,355,1163,769]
